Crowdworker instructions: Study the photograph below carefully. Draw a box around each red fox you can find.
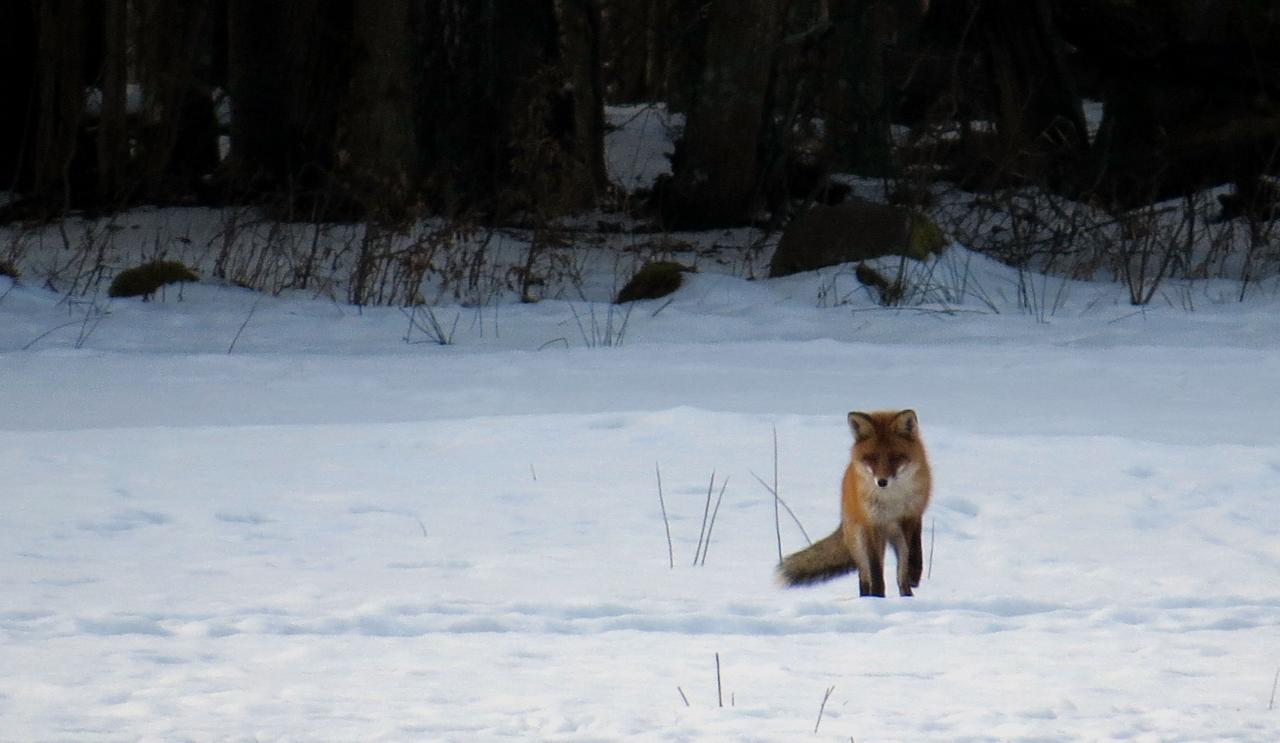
[779,410,931,597]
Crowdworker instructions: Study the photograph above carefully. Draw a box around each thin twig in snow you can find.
[693,470,715,566]
[928,517,936,580]
[815,685,835,733]
[655,462,674,569]
[227,296,261,354]
[22,319,84,350]
[401,305,457,345]
[569,302,591,347]
[73,296,108,350]
[614,302,633,346]
[715,652,723,708]
[536,337,570,351]
[700,476,730,566]
[750,471,812,545]
[772,425,782,563]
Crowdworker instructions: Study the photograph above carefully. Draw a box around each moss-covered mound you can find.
[615,261,690,304]
[769,200,948,278]
[108,260,199,299]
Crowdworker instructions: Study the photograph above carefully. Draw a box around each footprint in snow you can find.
[78,509,171,534]
[587,416,629,430]
[76,615,171,636]
[941,497,979,517]
[216,511,272,525]
[386,559,472,571]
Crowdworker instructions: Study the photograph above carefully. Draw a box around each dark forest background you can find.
[2,0,1279,230]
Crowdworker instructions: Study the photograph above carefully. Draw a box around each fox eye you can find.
[861,456,877,468]
[889,455,906,470]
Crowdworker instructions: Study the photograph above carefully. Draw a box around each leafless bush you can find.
[348,224,391,306]
[1112,197,1195,306]
[939,186,1108,278]
[1237,211,1280,301]
[38,219,117,297]
[400,304,459,345]
[431,225,500,305]
[1,224,34,282]
[569,301,632,347]
[892,107,1280,309]
[209,206,252,284]
[928,175,1279,311]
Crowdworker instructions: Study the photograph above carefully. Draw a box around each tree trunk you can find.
[347,0,419,219]
[135,0,220,204]
[599,0,650,102]
[416,0,506,211]
[1060,0,1280,208]
[971,0,1088,179]
[226,1,292,190]
[659,0,708,113]
[96,0,129,206]
[663,0,783,228]
[417,0,569,216]
[34,0,88,208]
[0,1,39,197]
[554,0,610,208]
[643,0,667,97]
[827,0,894,175]
[227,0,350,209]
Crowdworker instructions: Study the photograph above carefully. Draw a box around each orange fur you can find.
[779,409,932,597]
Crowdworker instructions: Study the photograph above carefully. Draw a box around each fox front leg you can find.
[904,517,924,588]
[858,531,887,597]
[889,526,913,597]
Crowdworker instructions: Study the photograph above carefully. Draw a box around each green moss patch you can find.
[108,260,199,299]
[906,215,948,259]
[615,261,690,304]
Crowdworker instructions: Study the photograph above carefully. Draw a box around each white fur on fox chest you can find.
[858,463,926,526]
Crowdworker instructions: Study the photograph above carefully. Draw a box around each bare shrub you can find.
[1112,197,1197,306]
[42,219,118,297]
[1,226,33,281]
[1237,210,1280,301]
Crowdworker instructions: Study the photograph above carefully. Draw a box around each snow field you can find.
[4,97,1280,741]
[4,390,1280,740]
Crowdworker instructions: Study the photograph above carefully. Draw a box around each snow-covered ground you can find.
[4,104,1280,740]
[4,251,1280,741]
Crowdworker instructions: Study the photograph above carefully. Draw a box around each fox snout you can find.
[860,460,904,488]
[861,462,901,488]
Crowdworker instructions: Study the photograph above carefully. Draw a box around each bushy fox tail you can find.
[778,527,857,586]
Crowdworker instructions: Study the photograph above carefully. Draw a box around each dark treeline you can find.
[2,0,1278,227]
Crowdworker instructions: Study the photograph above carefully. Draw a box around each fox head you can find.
[848,409,922,489]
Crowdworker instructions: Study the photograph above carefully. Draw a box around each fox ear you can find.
[893,409,919,438]
[848,412,875,441]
